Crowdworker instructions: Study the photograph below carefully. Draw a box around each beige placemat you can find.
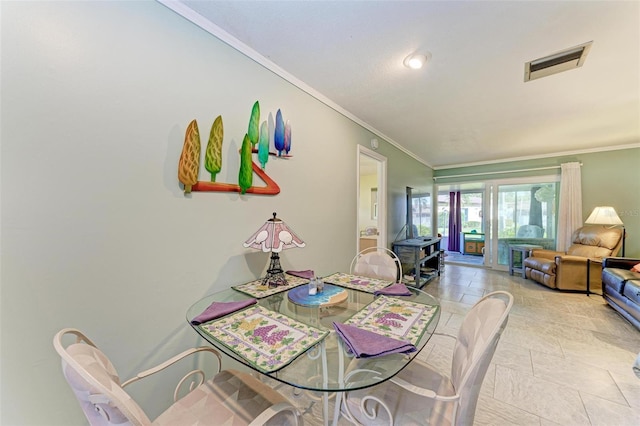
[322,272,393,293]
[198,304,328,373]
[344,295,439,345]
[233,275,308,298]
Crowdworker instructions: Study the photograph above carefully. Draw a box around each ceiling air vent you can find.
[524,41,593,82]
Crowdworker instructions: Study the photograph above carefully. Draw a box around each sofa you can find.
[601,257,640,330]
[523,225,623,291]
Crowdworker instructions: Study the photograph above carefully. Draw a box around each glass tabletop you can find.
[186,282,440,392]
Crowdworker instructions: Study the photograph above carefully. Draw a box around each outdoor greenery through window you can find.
[437,191,484,236]
[412,192,431,236]
[498,183,558,239]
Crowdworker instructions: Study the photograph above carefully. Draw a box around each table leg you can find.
[509,247,514,275]
[322,393,329,426]
[331,343,345,426]
[521,249,529,279]
[318,337,346,426]
[586,259,591,296]
[319,341,330,426]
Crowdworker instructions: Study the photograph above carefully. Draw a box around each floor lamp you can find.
[585,206,625,257]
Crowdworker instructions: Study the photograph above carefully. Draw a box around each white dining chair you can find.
[53,328,302,426]
[340,291,514,426]
[350,247,403,282]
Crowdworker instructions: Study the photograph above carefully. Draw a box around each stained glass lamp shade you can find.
[243,212,305,286]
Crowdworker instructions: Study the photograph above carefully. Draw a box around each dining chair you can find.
[53,328,302,426]
[350,246,403,282]
[340,291,514,426]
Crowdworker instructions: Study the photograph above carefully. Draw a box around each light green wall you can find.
[434,148,640,256]
[377,143,434,243]
[0,2,431,424]
[581,149,640,257]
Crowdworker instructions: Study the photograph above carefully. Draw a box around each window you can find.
[497,183,557,239]
[411,192,431,236]
[494,181,559,267]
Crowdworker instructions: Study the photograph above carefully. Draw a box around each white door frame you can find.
[357,145,387,252]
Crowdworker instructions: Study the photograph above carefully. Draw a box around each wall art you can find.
[178,101,293,195]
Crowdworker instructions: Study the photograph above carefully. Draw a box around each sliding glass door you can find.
[436,176,559,270]
[491,177,559,270]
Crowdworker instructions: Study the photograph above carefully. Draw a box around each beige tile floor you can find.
[276,264,640,425]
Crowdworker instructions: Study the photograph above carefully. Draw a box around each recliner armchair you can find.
[523,225,623,291]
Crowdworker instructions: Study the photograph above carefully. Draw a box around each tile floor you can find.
[278,264,640,425]
[444,250,485,266]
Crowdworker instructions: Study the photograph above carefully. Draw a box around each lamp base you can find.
[262,252,288,287]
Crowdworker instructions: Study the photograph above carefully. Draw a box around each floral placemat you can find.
[344,295,439,345]
[233,275,309,298]
[198,304,328,373]
[322,272,393,294]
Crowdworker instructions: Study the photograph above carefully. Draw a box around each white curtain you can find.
[556,162,582,252]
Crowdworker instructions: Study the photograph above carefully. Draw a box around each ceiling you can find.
[167,1,640,169]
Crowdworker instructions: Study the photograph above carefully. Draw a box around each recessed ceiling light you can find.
[404,52,431,70]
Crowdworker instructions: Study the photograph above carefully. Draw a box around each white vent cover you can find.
[525,41,593,82]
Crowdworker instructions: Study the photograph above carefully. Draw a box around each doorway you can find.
[436,183,488,267]
[357,145,387,253]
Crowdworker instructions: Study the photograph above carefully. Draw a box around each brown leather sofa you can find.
[523,225,623,291]
[601,257,640,330]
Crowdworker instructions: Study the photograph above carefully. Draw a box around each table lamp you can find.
[585,206,625,256]
[243,212,305,287]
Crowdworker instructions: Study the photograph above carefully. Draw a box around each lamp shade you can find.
[584,206,623,225]
[243,212,305,253]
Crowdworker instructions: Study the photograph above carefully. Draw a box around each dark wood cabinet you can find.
[392,237,442,288]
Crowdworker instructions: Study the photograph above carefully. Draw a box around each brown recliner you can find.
[523,225,623,291]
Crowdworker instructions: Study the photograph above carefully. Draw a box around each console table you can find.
[509,244,543,277]
[392,237,442,288]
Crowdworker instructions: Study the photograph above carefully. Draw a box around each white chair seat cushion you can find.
[344,359,455,425]
[153,370,296,426]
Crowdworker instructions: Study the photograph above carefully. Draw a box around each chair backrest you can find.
[516,224,544,238]
[448,291,513,426]
[53,328,151,426]
[567,225,623,259]
[350,247,402,282]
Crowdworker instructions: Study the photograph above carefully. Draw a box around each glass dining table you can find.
[186,274,440,425]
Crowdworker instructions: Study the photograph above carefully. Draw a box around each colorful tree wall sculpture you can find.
[177,101,293,195]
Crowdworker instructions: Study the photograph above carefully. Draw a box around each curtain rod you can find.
[433,163,582,181]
